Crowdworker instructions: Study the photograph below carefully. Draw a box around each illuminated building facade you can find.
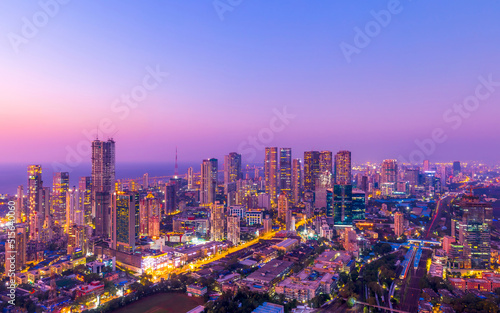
[139,193,160,237]
[227,214,240,245]
[66,189,84,231]
[52,172,69,229]
[210,203,225,241]
[334,150,351,185]
[380,159,398,184]
[264,147,278,206]
[92,139,115,237]
[79,177,92,227]
[333,184,353,226]
[112,191,139,252]
[394,212,404,237]
[278,193,288,222]
[460,195,492,269]
[292,159,302,204]
[279,148,292,199]
[319,151,333,184]
[224,152,242,194]
[27,165,44,241]
[304,151,320,192]
[201,158,218,204]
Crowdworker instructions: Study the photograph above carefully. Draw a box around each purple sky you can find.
[1,1,500,166]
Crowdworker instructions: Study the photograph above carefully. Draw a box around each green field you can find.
[113,293,204,313]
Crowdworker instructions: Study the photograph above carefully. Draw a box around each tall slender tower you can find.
[304,151,320,192]
[79,177,92,227]
[52,172,69,229]
[27,165,43,241]
[227,214,240,245]
[224,152,242,194]
[264,147,278,206]
[175,147,179,176]
[335,150,351,185]
[279,148,292,199]
[210,203,225,241]
[292,159,302,204]
[91,139,115,237]
[187,167,194,189]
[201,159,218,204]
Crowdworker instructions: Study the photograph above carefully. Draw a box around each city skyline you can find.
[2,1,500,165]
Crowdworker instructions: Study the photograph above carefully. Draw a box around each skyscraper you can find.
[224,153,242,195]
[380,159,398,184]
[210,203,225,241]
[453,161,461,176]
[279,148,292,199]
[352,190,366,221]
[459,195,492,269]
[292,159,302,204]
[335,150,351,185]
[227,214,240,245]
[78,177,92,227]
[92,139,115,237]
[140,193,160,237]
[201,158,218,204]
[278,193,288,222]
[187,167,194,189]
[319,151,333,177]
[111,191,139,252]
[333,184,353,226]
[264,147,278,206]
[165,183,177,214]
[52,172,69,229]
[27,165,43,241]
[66,188,84,231]
[16,186,24,223]
[304,151,320,192]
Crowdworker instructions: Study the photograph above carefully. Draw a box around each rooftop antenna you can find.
[175,146,179,176]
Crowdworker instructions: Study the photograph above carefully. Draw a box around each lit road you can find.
[425,196,451,239]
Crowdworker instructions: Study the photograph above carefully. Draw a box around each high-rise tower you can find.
[264,147,278,206]
[334,150,351,185]
[279,148,292,199]
[91,139,115,237]
[201,158,218,204]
